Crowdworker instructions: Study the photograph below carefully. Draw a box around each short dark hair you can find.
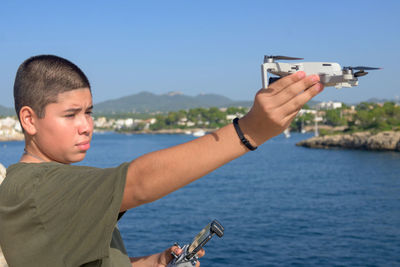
[14,55,91,120]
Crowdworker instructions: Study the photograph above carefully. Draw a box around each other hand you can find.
[130,245,205,267]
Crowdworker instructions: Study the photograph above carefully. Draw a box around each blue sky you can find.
[1,0,399,107]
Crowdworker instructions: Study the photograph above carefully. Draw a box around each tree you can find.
[150,115,167,130]
[325,109,347,126]
[290,113,315,132]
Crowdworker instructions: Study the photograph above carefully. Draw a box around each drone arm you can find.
[261,64,268,88]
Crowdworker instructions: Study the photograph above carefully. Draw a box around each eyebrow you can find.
[64,105,93,113]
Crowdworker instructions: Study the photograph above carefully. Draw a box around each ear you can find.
[19,106,38,135]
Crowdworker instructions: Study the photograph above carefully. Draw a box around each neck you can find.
[22,148,47,163]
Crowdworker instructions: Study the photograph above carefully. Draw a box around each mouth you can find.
[76,141,91,151]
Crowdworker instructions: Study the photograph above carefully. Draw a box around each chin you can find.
[73,154,87,163]
[63,153,87,164]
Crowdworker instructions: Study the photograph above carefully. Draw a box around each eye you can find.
[65,114,75,118]
[85,110,93,116]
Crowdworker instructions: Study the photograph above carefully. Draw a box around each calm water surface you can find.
[1,133,399,266]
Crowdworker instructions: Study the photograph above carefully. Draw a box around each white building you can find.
[316,101,342,110]
[226,114,236,121]
[186,121,195,127]
[298,109,317,116]
[0,117,18,129]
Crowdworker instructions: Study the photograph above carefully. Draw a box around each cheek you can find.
[89,117,94,131]
[40,119,74,144]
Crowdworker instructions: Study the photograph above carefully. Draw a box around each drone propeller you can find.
[351,66,382,71]
[264,55,303,63]
[343,66,382,77]
[343,66,382,71]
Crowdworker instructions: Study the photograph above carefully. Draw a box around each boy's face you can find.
[33,88,93,164]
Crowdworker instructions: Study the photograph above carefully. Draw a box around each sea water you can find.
[1,133,399,266]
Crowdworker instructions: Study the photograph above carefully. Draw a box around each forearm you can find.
[123,122,254,209]
[130,254,161,266]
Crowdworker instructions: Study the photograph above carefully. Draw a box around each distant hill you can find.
[94,91,253,114]
[0,105,15,116]
[306,100,320,108]
[366,97,400,104]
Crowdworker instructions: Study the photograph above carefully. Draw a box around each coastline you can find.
[134,128,215,135]
[4,128,400,153]
[1,128,217,142]
[97,128,216,135]
[0,132,24,142]
[296,131,400,152]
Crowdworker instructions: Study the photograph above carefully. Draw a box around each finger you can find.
[267,71,307,95]
[194,248,205,267]
[196,248,205,258]
[280,82,324,116]
[159,246,182,265]
[275,74,321,106]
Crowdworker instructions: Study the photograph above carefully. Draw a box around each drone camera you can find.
[269,77,281,84]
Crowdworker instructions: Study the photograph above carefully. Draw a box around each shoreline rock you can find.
[296,131,400,152]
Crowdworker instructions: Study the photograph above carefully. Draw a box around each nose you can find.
[78,114,93,135]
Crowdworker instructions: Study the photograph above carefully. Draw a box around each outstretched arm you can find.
[121,72,323,211]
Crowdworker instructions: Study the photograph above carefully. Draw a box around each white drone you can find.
[261,55,381,89]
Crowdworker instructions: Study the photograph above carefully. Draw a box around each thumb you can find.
[158,246,182,266]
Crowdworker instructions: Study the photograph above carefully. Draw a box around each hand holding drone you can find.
[167,220,224,267]
[261,55,381,89]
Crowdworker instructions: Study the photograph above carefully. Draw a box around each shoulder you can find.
[2,162,129,202]
[6,162,100,182]
[2,163,97,198]
[3,162,92,189]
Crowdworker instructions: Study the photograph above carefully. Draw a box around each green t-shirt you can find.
[0,162,132,267]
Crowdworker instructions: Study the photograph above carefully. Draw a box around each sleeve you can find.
[33,162,129,266]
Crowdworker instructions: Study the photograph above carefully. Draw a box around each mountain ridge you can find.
[93,91,253,114]
[0,105,15,116]
[1,92,398,116]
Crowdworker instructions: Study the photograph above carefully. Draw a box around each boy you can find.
[0,55,323,266]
